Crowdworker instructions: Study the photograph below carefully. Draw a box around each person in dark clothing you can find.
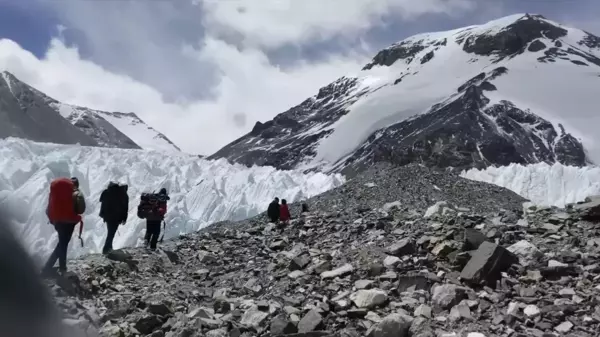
[267,197,280,223]
[42,177,86,274]
[280,199,291,224]
[99,182,129,254]
[301,203,309,213]
[145,188,168,250]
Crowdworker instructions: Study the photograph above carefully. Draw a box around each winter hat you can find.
[159,188,167,194]
[70,177,79,188]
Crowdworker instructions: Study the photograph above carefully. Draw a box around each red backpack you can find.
[47,178,82,224]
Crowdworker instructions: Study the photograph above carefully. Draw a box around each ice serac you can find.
[461,162,600,208]
[0,71,98,147]
[0,138,344,260]
[210,14,599,176]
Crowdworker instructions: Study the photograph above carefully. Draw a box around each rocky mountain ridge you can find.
[210,14,599,176]
[43,164,600,337]
[0,71,180,152]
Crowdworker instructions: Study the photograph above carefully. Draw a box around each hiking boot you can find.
[40,267,59,279]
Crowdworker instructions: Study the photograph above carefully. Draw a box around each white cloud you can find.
[0,0,477,155]
[0,37,367,155]
[201,0,476,48]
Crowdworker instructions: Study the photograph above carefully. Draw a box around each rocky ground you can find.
[46,165,600,337]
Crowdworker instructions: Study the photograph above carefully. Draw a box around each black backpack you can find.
[99,182,129,223]
[137,192,168,219]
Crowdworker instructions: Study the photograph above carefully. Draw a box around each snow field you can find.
[0,138,344,260]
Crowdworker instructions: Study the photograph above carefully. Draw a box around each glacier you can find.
[0,138,344,261]
[461,163,600,208]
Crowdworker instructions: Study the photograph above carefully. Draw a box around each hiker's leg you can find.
[149,221,160,250]
[43,244,60,272]
[57,223,76,272]
[103,222,118,254]
[145,221,151,247]
[42,224,62,272]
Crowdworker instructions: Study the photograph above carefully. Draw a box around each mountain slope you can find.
[210,14,600,176]
[0,71,98,147]
[49,102,181,152]
[0,71,180,152]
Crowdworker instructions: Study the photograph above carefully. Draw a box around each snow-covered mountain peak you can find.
[49,101,181,153]
[0,70,181,152]
[211,14,599,175]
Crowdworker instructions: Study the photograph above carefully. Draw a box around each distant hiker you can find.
[137,188,169,250]
[99,182,129,254]
[267,197,280,223]
[280,199,291,224]
[42,177,86,275]
[301,203,309,213]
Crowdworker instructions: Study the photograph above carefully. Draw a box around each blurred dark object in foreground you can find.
[0,207,67,337]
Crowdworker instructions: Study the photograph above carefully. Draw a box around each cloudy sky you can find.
[0,0,597,155]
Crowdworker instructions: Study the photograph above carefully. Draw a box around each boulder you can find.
[386,239,415,257]
[297,309,324,333]
[460,241,518,286]
[367,313,413,337]
[349,289,388,308]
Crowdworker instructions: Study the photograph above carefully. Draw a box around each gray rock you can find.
[448,302,472,321]
[408,317,434,337]
[414,304,432,318]
[460,241,518,286]
[383,255,401,268]
[431,284,468,311]
[271,315,298,335]
[213,299,230,314]
[148,301,172,316]
[290,254,311,271]
[350,289,388,309]
[297,309,324,333]
[240,306,269,329]
[462,229,488,250]
[289,270,306,279]
[355,279,375,290]
[205,328,228,337]
[135,315,162,335]
[386,239,416,257]
[367,312,413,337]
[320,263,353,279]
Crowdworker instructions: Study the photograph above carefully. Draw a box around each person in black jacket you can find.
[99,182,129,254]
[267,197,280,223]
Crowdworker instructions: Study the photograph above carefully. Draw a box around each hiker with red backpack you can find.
[42,177,86,275]
[137,188,169,250]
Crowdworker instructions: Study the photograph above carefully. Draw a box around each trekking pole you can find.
[159,220,166,243]
[78,220,84,247]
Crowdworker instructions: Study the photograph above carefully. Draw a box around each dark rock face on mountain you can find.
[210,77,367,170]
[45,164,600,337]
[460,14,568,62]
[210,14,597,176]
[338,72,586,175]
[0,71,99,147]
[0,71,181,151]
